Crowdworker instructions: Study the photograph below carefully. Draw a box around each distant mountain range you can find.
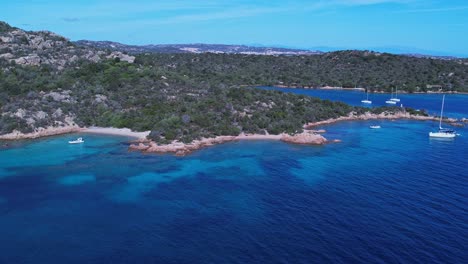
[74,41,323,56]
[74,40,464,60]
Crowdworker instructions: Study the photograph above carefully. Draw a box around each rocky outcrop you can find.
[281,132,327,145]
[129,132,328,156]
[106,51,135,63]
[0,22,133,68]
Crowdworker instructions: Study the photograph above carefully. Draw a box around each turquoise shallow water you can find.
[1,119,467,263]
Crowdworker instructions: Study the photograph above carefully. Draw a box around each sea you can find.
[0,89,467,263]
[259,86,468,118]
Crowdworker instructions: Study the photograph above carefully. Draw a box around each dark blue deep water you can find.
[259,86,468,118]
[1,94,467,263]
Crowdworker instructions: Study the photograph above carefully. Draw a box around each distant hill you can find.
[74,40,323,55]
[75,40,466,61]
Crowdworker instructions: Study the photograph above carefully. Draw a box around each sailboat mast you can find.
[439,95,445,129]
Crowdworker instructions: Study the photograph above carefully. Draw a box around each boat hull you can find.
[429,132,456,138]
[385,100,397,104]
[361,100,372,104]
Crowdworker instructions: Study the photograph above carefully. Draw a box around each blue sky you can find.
[2,0,468,56]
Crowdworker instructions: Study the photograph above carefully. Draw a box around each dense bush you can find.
[136,52,468,92]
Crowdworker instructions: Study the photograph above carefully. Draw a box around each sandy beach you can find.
[82,127,150,139]
[0,126,149,140]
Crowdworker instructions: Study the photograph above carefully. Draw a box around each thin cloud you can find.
[74,0,418,28]
[62,17,80,22]
[130,0,414,26]
[328,0,416,6]
[397,5,468,13]
[120,6,287,27]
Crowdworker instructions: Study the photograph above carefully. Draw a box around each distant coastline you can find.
[271,85,468,94]
[304,111,463,128]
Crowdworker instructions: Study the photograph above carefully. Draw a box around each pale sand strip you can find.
[82,127,150,139]
[0,126,149,140]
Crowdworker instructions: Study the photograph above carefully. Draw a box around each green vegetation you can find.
[3,57,405,142]
[136,52,468,93]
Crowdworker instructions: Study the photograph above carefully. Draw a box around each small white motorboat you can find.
[69,137,84,144]
[370,125,381,129]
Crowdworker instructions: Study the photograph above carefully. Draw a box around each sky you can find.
[1,0,468,56]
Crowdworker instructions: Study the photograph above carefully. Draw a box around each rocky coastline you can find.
[129,131,329,156]
[129,111,464,156]
[1,112,464,155]
[303,111,460,128]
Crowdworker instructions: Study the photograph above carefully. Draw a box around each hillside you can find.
[135,51,468,93]
[74,40,322,55]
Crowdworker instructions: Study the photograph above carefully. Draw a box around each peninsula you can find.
[1,21,467,153]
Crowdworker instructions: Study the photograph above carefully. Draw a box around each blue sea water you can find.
[258,86,468,119]
[1,100,468,263]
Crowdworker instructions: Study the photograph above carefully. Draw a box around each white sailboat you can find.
[429,95,456,138]
[385,88,397,104]
[361,89,372,104]
[390,87,400,102]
